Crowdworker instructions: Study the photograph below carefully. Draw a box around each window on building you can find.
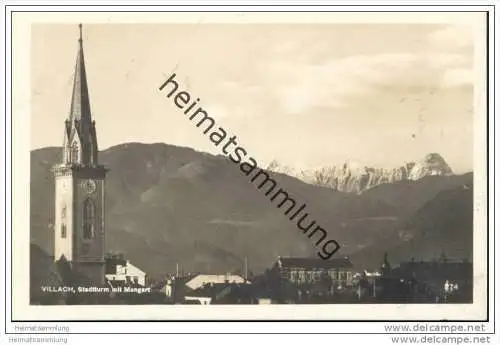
[61,205,67,219]
[82,198,96,239]
[70,143,79,164]
[61,224,67,238]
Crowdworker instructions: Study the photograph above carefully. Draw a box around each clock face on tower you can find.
[82,179,97,194]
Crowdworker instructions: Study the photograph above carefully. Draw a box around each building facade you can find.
[51,24,108,285]
[272,257,355,287]
[105,257,148,287]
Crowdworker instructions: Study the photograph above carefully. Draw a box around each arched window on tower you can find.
[61,224,67,238]
[65,147,71,164]
[82,198,96,240]
[70,142,79,164]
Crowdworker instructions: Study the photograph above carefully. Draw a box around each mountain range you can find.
[267,153,454,194]
[30,143,473,279]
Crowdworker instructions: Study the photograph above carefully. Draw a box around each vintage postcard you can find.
[8,9,490,323]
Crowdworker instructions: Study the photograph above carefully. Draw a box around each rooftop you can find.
[277,257,353,269]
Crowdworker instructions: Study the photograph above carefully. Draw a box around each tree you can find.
[266,159,279,171]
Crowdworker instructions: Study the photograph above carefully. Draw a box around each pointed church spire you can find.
[62,24,99,166]
[69,23,91,126]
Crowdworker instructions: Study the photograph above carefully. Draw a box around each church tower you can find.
[52,24,108,285]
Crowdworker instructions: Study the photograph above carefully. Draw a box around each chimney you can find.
[244,257,248,281]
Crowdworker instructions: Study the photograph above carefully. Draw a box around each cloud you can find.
[201,103,231,119]
[269,51,471,114]
[202,25,474,117]
[263,26,473,114]
[427,25,474,52]
[441,68,474,87]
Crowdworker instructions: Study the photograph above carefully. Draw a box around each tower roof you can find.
[61,24,100,167]
[68,24,92,125]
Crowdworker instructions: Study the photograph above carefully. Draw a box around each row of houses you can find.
[102,254,472,304]
[102,254,358,304]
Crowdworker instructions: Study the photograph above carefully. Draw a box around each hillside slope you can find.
[30,143,473,277]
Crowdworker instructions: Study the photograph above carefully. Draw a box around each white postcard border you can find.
[3,5,495,332]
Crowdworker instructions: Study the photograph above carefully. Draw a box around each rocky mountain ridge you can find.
[268,153,454,194]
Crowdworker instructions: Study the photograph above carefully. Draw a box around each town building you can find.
[154,275,195,302]
[51,24,108,286]
[185,274,250,290]
[393,257,473,302]
[184,283,255,305]
[353,253,473,303]
[105,254,148,287]
[272,256,356,287]
[184,293,213,305]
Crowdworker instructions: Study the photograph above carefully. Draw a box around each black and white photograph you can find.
[6,8,493,328]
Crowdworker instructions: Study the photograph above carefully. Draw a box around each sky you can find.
[31,23,475,173]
